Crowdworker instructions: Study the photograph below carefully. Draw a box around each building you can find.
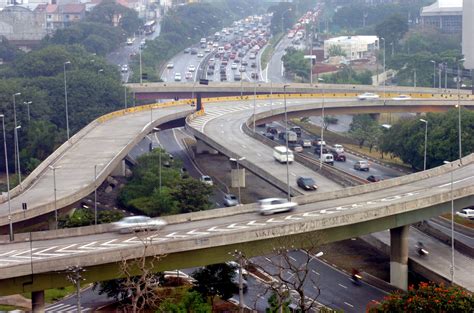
[421,0,462,34]
[462,0,474,70]
[45,3,86,31]
[0,6,47,46]
[324,36,379,60]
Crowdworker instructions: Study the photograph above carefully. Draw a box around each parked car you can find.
[367,175,383,182]
[200,175,214,185]
[357,92,380,100]
[113,216,167,234]
[354,160,370,171]
[258,198,297,215]
[223,194,239,207]
[297,177,318,191]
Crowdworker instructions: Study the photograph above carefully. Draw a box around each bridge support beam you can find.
[111,160,127,177]
[32,290,45,313]
[195,139,218,155]
[390,225,409,290]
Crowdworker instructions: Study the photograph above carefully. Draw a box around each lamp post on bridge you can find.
[419,119,428,171]
[283,84,291,202]
[304,55,316,86]
[0,114,14,241]
[443,160,457,284]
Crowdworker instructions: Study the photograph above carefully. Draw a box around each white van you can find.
[273,146,294,163]
[217,46,225,54]
[284,131,298,143]
[200,37,206,44]
[321,153,334,165]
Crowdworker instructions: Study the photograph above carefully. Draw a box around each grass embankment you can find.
[441,214,474,229]
[291,119,412,171]
[260,33,284,71]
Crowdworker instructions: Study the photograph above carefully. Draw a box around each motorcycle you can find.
[416,242,429,257]
[351,273,362,286]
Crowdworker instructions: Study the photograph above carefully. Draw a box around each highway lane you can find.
[265,36,293,84]
[0,103,194,224]
[1,155,473,284]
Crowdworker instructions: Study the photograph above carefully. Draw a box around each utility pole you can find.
[65,266,85,313]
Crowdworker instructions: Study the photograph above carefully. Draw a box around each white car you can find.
[185,71,193,80]
[258,198,297,215]
[121,64,128,73]
[174,72,182,81]
[197,52,204,58]
[456,208,474,220]
[231,62,238,70]
[357,92,380,100]
[166,63,174,69]
[200,175,213,186]
[209,57,215,62]
[205,47,211,53]
[188,65,196,72]
[333,144,344,153]
[113,216,167,234]
[392,94,412,101]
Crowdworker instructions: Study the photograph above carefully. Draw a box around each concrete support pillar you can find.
[231,168,246,188]
[111,160,126,177]
[195,139,218,155]
[390,225,409,290]
[31,290,45,313]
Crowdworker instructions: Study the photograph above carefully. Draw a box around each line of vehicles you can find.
[357,92,412,101]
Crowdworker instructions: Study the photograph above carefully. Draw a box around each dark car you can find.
[267,126,278,135]
[367,175,383,182]
[251,72,259,80]
[297,177,318,191]
[251,62,257,68]
[315,146,329,154]
[190,48,198,55]
[241,60,248,66]
[184,48,191,54]
[332,152,346,162]
[263,132,275,140]
[207,69,214,76]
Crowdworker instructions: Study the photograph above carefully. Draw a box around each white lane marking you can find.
[312,269,320,275]
[0,250,18,256]
[11,249,41,259]
[247,220,266,226]
[101,239,129,247]
[338,283,348,289]
[228,223,249,229]
[303,211,320,217]
[344,302,354,308]
[290,173,297,177]
[33,246,67,257]
[80,242,108,250]
[264,257,272,262]
[187,229,210,235]
[438,176,472,188]
[266,218,285,223]
[289,256,297,262]
[285,215,302,220]
[0,258,23,263]
[166,232,188,238]
[207,226,234,232]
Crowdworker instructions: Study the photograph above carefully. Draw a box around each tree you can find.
[159,290,212,313]
[327,45,346,57]
[368,282,474,312]
[379,110,474,170]
[349,114,380,148]
[170,178,213,213]
[191,263,238,308]
[86,0,142,35]
[375,15,408,54]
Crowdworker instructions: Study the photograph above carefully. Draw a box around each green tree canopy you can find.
[375,14,408,52]
[192,263,238,303]
[368,282,474,312]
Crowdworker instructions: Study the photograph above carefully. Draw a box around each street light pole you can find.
[319,78,325,169]
[49,165,60,229]
[444,160,455,284]
[381,38,386,100]
[12,93,21,186]
[64,61,71,141]
[456,59,465,164]
[252,80,257,132]
[94,164,103,225]
[430,60,436,89]
[124,86,128,109]
[139,48,143,85]
[24,101,32,122]
[15,125,22,189]
[419,119,428,171]
[1,115,14,241]
[283,84,291,202]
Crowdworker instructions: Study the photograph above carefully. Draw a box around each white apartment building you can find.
[324,35,379,60]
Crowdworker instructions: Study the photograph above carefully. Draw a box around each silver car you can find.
[113,216,167,234]
[258,198,297,215]
[223,194,239,207]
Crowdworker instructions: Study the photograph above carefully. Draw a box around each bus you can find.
[144,20,157,35]
[273,146,294,164]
